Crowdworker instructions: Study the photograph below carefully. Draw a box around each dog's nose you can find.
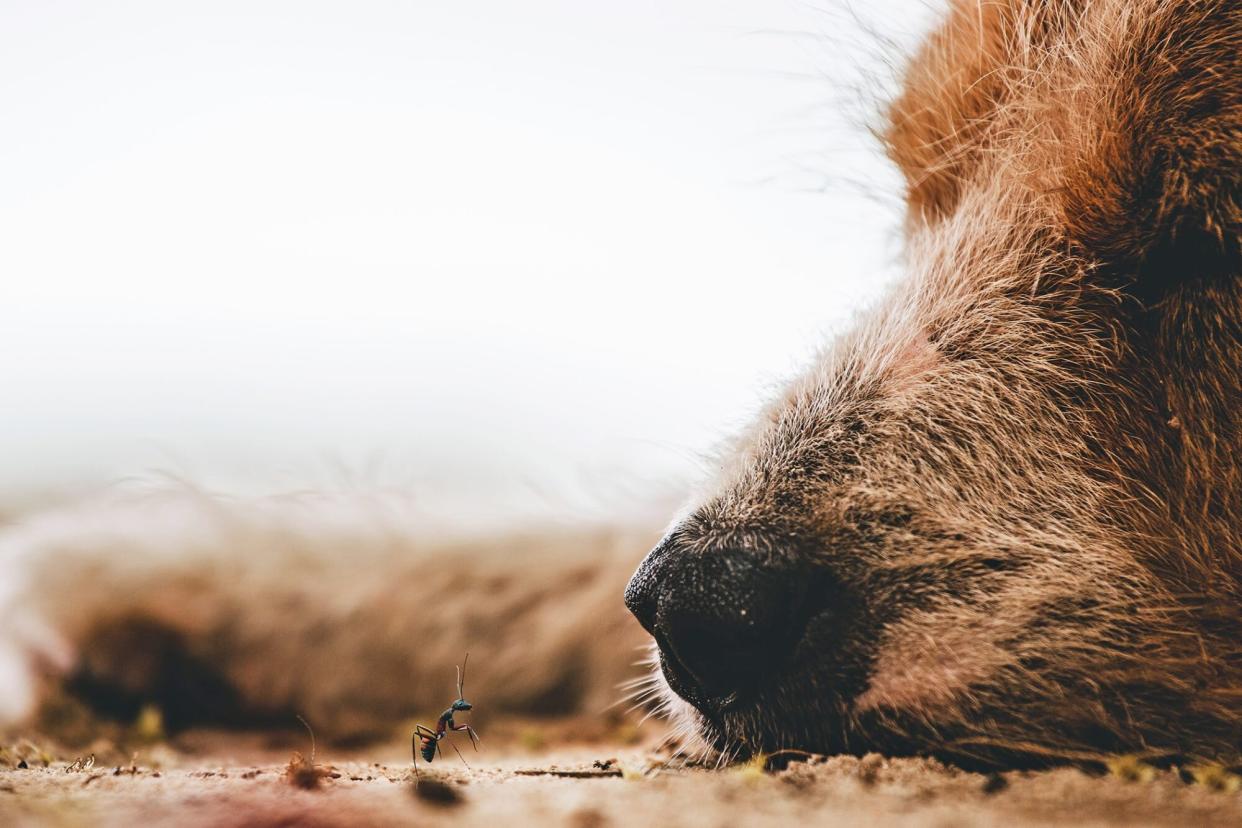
[624,542,806,708]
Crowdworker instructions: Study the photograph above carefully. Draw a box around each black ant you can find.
[411,653,480,780]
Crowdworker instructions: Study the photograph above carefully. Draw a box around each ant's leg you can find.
[412,724,438,778]
[450,723,481,750]
[448,737,472,769]
[413,725,438,749]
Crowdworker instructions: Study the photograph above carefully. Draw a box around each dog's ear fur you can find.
[1057,1,1239,299]
[883,0,1061,226]
[886,0,1240,300]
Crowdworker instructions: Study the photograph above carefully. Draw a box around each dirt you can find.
[3,729,1242,827]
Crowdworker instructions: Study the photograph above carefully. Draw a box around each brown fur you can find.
[638,0,1240,767]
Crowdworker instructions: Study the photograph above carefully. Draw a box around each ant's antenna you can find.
[296,714,316,764]
[457,652,469,699]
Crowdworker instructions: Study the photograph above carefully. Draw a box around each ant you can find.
[411,653,480,780]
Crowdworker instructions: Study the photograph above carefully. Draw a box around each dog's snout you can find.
[623,545,664,635]
[625,541,806,708]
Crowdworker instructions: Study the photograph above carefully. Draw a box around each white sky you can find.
[0,1,936,520]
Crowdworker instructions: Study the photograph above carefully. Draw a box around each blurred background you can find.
[1,0,934,526]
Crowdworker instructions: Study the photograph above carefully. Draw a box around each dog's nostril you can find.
[626,539,811,707]
[662,612,777,701]
[653,552,805,705]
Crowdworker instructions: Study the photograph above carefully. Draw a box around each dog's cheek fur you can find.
[657,0,1239,766]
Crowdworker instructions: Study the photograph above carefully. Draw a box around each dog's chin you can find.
[664,695,816,763]
[652,664,797,763]
[654,657,890,762]
[649,670,733,761]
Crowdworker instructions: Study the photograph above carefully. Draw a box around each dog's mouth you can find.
[657,601,857,710]
[654,641,750,716]
[651,593,887,759]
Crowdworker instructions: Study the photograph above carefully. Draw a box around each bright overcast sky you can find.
[0,1,936,520]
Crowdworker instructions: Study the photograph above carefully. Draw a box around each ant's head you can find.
[452,654,474,713]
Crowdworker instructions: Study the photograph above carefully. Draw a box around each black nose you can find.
[624,540,807,709]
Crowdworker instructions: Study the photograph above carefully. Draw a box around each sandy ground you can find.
[4,727,1242,827]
